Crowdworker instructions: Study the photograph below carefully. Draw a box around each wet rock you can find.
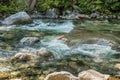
[31,12,44,19]
[108,15,113,19]
[0,34,4,38]
[2,11,32,25]
[18,37,39,47]
[3,33,15,39]
[44,71,78,80]
[80,38,116,47]
[10,52,35,62]
[112,15,117,19]
[115,63,120,70]
[58,35,70,45]
[77,14,90,19]
[37,47,54,60]
[67,10,80,19]
[46,8,58,18]
[43,68,57,75]
[117,16,120,19]
[78,69,110,80]
[90,12,100,19]
[68,61,78,69]
[60,10,80,19]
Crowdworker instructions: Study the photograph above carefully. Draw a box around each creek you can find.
[0,19,120,79]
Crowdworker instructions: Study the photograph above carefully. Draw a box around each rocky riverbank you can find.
[31,8,120,20]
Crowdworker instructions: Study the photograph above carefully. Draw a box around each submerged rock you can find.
[2,12,32,25]
[44,71,78,80]
[78,69,110,80]
[37,47,54,60]
[80,38,116,47]
[18,37,40,47]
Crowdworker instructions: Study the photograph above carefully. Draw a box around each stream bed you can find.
[0,19,120,79]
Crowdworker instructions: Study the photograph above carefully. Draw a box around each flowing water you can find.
[0,19,120,79]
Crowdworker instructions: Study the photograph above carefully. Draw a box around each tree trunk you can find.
[29,0,36,11]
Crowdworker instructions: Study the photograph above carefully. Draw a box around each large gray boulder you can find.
[18,37,40,47]
[2,12,32,25]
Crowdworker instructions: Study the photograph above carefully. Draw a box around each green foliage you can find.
[0,0,120,14]
[0,4,13,13]
[111,2,120,10]
[36,0,72,12]
[10,0,29,12]
[0,0,29,13]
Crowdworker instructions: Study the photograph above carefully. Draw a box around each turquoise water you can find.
[0,19,119,79]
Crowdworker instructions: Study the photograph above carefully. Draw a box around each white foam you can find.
[13,19,75,33]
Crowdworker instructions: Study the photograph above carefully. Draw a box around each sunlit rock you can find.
[10,78,22,80]
[108,77,120,80]
[18,37,40,47]
[10,52,35,62]
[2,11,32,25]
[10,71,21,78]
[37,47,54,60]
[44,71,78,80]
[115,63,120,70]
[78,69,110,80]
[58,35,70,45]
[0,66,11,72]
[77,14,90,19]
[38,76,44,80]
[0,72,10,79]
[10,77,29,80]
